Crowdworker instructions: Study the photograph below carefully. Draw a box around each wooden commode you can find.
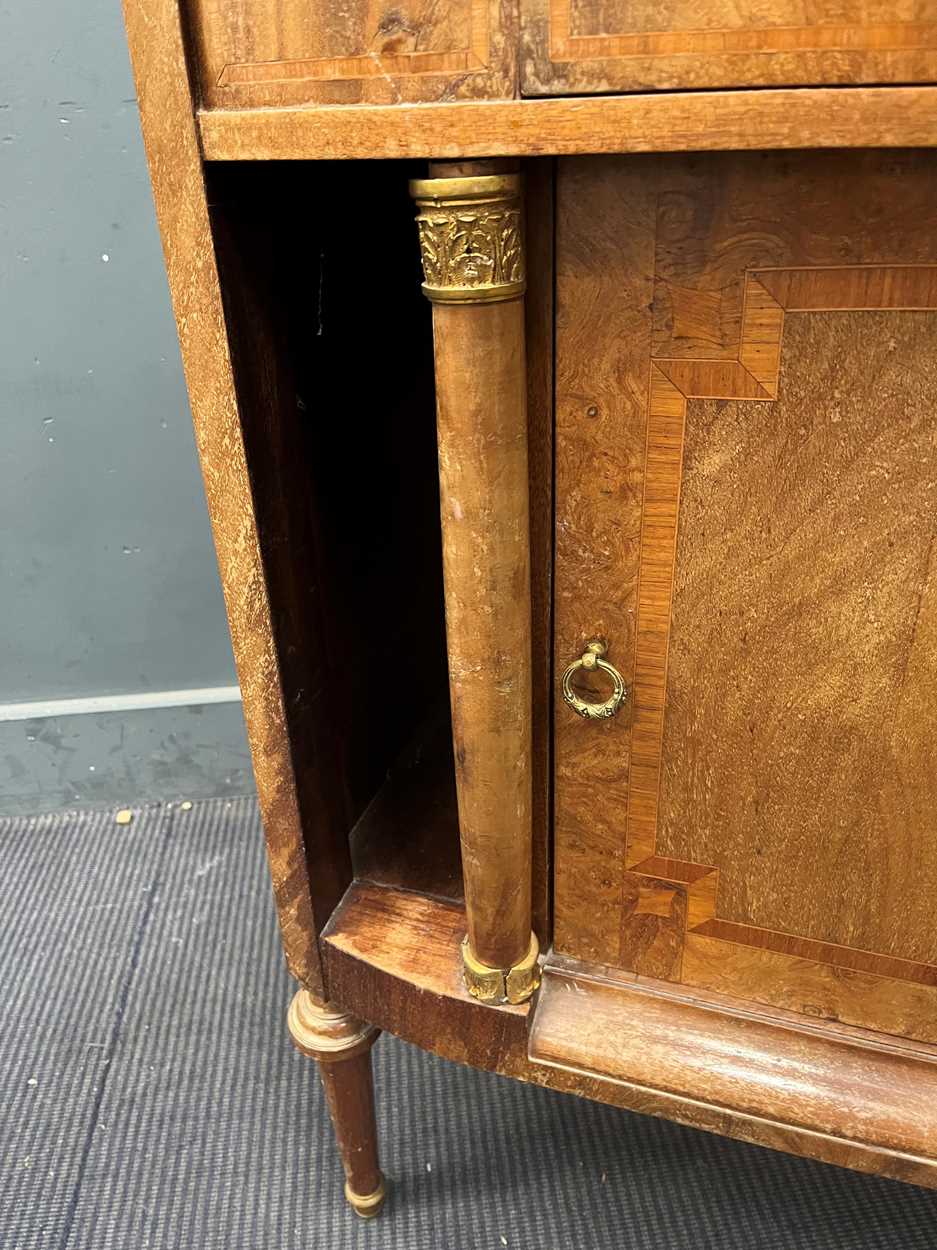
[123,0,937,1218]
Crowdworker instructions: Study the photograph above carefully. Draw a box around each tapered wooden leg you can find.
[287,989,386,1218]
[410,162,539,1005]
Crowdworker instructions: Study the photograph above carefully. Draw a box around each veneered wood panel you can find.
[568,1,928,38]
[553,151,937,1042]
[122,0,348,995]
[552,157,656,965]
[652,152,937,363]
[184,0,517,108]
[659,308,937,965]
[521,1,937,96]
[525,159,556,947]
[684,934,937,1047]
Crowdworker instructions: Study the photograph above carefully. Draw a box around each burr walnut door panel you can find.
[184,0,517,108]
[520,2,937,95]
[553,150,937,1045]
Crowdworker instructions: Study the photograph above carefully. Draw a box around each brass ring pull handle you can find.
[562,640,628,720]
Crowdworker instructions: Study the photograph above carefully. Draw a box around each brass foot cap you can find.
[344,1175,387,1219]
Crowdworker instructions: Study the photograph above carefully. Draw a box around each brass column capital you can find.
[410,172,526,305]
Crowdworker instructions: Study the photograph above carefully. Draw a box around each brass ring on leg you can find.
[344,1175,387,1218]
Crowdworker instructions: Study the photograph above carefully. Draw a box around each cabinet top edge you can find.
[198,86,937,162]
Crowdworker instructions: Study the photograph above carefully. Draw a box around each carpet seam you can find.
[58,803,176,1250]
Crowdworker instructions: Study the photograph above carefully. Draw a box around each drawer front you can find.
[553,150,937,1043]
[522,3,937,94]
[184,0,516,108]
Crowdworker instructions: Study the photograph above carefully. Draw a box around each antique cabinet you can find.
[124,0,937,1219]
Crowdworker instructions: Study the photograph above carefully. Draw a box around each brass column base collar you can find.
[345,1175,387,1219]
[462,933,541,1005]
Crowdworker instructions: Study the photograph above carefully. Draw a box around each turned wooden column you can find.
[411,161,539,1005]
[287,990,386,1217]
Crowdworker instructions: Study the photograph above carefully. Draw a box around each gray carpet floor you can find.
[2,798,936,1249]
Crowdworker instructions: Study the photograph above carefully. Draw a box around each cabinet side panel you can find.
[122,0,342,992]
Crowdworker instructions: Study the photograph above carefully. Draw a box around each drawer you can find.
[183,0,517,108]
[521,2,937,94]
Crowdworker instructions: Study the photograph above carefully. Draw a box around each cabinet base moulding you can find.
[321,882,937,1188]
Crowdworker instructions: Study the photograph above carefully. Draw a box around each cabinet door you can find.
[553,151,937,1045]
[521,4,937,95]
[184,0,516,108]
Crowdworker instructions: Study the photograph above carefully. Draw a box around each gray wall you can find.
[0,0,253,813]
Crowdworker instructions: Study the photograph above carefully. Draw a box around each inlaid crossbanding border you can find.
[219,0,490,85]
[619,264,937,1004]
[547,11,937,68]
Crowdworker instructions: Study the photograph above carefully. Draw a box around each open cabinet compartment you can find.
[205,159,463,904]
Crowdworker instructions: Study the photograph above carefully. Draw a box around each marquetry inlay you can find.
[622,263,937,994]
[219,0,491,85]
[547,7,937,65]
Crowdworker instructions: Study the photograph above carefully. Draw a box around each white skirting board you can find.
[0,690,253,817]
[0,685,243,723]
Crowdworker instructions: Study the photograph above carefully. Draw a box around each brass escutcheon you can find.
[562,640,628,720]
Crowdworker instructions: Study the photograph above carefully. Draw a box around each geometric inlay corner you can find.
[621,263,937,989]
[219,0,491,86]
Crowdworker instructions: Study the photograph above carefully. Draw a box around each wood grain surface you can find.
[651,152,937,363]
[183,0,516,108]
[122,0,336,993]
[349,714,464,903]
[197,87,937,163]
[318,1053,384,1206]
[287,989,385,1213]
[323,882,937,1187]
[552,157,655,965]
[521,0,937,95]
[660,308,937,964]
[683,934,937,1048]
[323,881,531,1066]
[524,159,556,947]
[530,958,937,1187]
[429,205,533,971]
[553,150,937,1043]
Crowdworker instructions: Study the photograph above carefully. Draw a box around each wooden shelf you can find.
[349,716,463,904]
[197,87,937,163]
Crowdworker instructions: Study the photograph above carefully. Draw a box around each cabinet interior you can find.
[205,159,462,901]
